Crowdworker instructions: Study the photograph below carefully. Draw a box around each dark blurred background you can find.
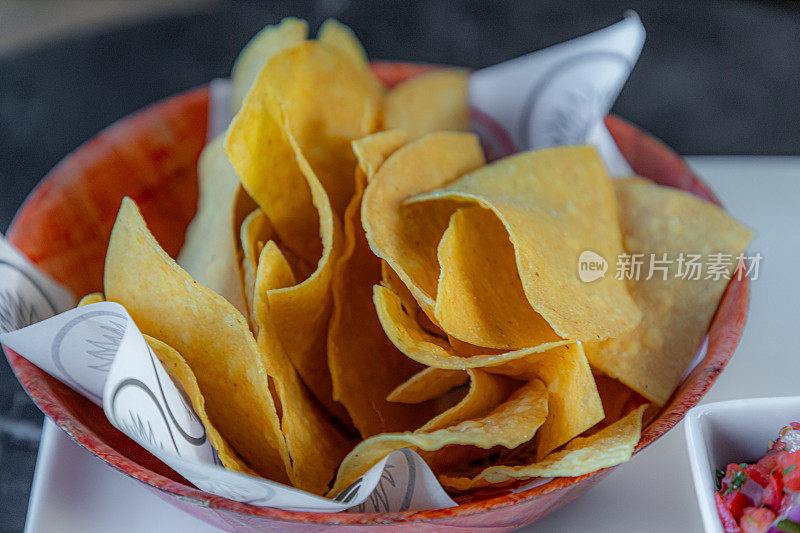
[0,1,798,531]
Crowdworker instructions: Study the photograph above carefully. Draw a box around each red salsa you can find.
[715,423,800,533]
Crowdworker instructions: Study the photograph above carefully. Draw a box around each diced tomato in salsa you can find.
[744,464,770,488]
[740,507,776,533]
[761,470,784,511]
[716,492,742,533]
[778,451,800,491]
[725,490,749,521]
[758,453,780,475]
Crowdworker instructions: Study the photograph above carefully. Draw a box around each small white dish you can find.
[684,396,800,532]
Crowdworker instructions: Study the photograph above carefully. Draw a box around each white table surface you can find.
[24,157,800,532]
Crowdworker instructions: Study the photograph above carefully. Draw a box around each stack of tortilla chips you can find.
[88,19,752,497]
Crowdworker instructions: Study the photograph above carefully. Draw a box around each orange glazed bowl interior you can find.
[4,62,748,532]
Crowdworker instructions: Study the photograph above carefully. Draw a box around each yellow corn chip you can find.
[78,294,262,476]
[330,377,546,496]
[105,198,290,484]
[228,41,381,421]
[361,132,485,317]
[318,19,368,66]
[77,294,259,474]
[382,261,446,340]
[252,227,352,426]
[387,367,469,404]
[239,208,275,330]
[78,293,104,306]
[419,340,602,458]
[373,284,569,369]
[328,129,440,437]
[380,261,419,319]
[238,209,309,338]
[144,334,256,476]
[230,18,308,113]
[251,250,351,494]
[239,209,312,292]
[418,370,516,432]
[436,206,562,349]
[227,41,380,264]
[586,178,753,404]
[317,19,384,98]
[491,343,604,459]
[374,281,596,457]
[440,404,647,490]
[256,241,296,293]
[352,129,408,181]
[77,293,258,474]
[252,241,297,337]
[384,69,470,139]
[262,150,344,425]
[409,146,641,342]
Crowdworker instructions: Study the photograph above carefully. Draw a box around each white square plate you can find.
[684,396,800,532]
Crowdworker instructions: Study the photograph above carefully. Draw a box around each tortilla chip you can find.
[352,129,408,181]
[361,132,485,317]
[262,153,344,425]
[373,284,569,369]
[228,41,381,422]
[384,69,469,139]
[240,209,272,274]
[493,343,604,459]
[143,334,256,475]
[329,377,546,496]
[177,136,250,316]
[441,404,647,490]
[436,206,561,349]
[227,41,380,264]
[409,146,641,342]
[239,209,275,330]
[253,225,351,427]
[270,44,382,219]
[256,241,296,293]
[105,198,290,484]
[328,129,440,437]
[239,208,312,291]
[387,367,469,404]
[227,92,318,264]
[230,18,308,113]
[253,241,297,335]
[76,292,259,473]
[317,19,384,97]
[386,343,600,460]
[251,252,351,494]
[238,209,310,338]
[380,261,419,317]
[447,336,502,356]
[381,259,447,339]
[420,370,516,432]
[585,178,753,404]
[374,280,595,457]
[77,293,259,474]
[78,293,104,306]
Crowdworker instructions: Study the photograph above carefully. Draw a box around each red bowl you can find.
[5,62,748,531]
